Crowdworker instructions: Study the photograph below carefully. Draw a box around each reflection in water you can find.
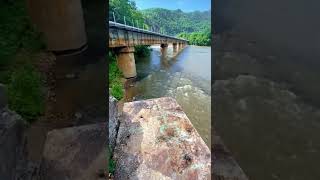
[125,45,211,145]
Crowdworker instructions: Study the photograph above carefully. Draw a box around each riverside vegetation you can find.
[0,0,46,122]
[108,51,124,100]
[108,46,151,100]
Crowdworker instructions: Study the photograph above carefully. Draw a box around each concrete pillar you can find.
[26,0,87,52]
[116,47,136,79]
[160,44,168,55]
[173,43,177,52]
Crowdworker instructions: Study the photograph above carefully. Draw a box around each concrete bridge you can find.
[109,21,188,78]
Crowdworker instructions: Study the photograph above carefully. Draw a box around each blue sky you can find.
[133,0,211,12]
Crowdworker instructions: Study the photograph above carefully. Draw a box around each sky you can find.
[133,0,211,12]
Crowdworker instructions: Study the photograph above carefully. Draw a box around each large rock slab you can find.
[109,96,119,151]
[40,123,107,180]
[114,97,211,180]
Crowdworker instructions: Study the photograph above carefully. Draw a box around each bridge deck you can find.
[108,21,188,48]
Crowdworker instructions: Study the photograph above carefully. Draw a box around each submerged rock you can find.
[113,97,211,180]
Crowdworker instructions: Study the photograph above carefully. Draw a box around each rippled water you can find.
[125,45,211,145]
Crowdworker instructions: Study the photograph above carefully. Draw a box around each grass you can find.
[108,52,124,100]
[0,0,46,122]
[7,65,44,122]
[108,45,151,100]
[108,146,116,174]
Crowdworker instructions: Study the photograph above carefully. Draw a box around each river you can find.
[124,45,211,145]
[214,32,320,179]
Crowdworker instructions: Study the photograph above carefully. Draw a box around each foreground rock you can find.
[0,108,27,179]
[109,96,119,151]
[114,97,211,179]
[39,123,107,180]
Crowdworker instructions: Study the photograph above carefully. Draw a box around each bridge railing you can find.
[108,11,160,32]
[108,11,188,42]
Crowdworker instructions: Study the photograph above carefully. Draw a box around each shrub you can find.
[108,146,116,174]
[110,82,123,100]
[108,53,124,100]
[134,45,151,57]
[7,66,44,122]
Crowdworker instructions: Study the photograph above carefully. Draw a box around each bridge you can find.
[109,21,189,78]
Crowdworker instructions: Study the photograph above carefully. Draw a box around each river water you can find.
[214,32,320,179]
[124,45,211,145]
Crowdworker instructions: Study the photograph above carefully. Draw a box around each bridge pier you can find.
[26,0,87,53]
[173,43,178,52]
[115,47,137,79]
[160,44,168,55]
[181,43,186,49]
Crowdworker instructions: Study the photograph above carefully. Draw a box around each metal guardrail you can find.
[109,21,188,42]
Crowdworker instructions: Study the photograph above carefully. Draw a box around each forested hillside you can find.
[142,8,211,36]
[143,8,211,46]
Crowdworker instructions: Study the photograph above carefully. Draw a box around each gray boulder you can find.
[109,96,119,151]
[0,108,26,179]
[40,123,107,180]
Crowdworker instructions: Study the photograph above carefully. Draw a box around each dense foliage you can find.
[142,8,211,46]
[142,8,211,36]
[108,146,116,175]
[8,65,44,121]
[108,52,124,100]
[109,0,145,27]
[0,0,45,122]
[134,45,151,57]
[177,31,211,46]
[0,1,44,68]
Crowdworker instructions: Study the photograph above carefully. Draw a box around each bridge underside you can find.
[109,30,185,47]
[109,22,188,48]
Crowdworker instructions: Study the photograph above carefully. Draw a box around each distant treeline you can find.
[177,31,211,46]
[142,8,211,36]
